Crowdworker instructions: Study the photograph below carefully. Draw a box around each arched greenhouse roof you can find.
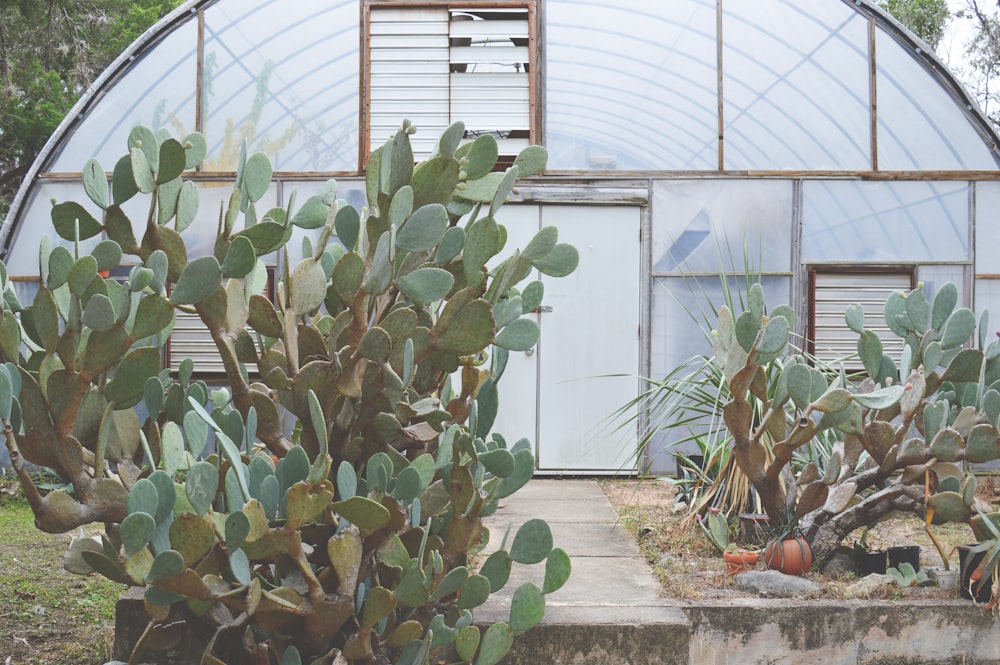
[4,0,999,263]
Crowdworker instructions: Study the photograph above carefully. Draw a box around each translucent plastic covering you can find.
[876,31,1000,170]
[647,274,791,472]
[50,21,198,172]
[976,280,1000,333]
[544,0,718,170]
[202,0,360,172]
[976,182,1000,274]
[722,0,870,170]
[652,180,793,274]
[801,180,970,262]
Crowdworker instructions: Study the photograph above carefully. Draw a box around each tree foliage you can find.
[879,0,951,49]
[959,0,1000,126]
[0,0,181,220]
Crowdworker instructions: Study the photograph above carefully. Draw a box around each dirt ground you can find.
[599,475,1000,601]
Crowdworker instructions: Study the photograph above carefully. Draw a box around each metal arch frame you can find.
[5,0,1000,255]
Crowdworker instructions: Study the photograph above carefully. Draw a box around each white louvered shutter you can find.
[370,8,451,158]
[169,311,226,374]
[811,271,913,367]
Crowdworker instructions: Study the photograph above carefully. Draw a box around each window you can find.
[808,267,915,367]
[367,3,532,161]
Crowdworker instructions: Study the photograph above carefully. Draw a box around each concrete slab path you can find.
[478,479,689,664]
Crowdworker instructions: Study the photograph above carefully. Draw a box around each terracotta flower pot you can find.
[764,535,813,576]
[723,549,759,576]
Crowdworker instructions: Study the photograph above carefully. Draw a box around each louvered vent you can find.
[369,7,530,159]
[810,270,914,367]
[168,311,226,374]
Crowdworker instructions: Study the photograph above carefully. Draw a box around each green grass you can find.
[0,488,122,664]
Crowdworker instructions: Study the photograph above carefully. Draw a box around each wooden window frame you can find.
[362,0,538,167]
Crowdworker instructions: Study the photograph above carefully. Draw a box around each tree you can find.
[879,0,952,49]
[0,1,181,220]
[957,0,1000,126]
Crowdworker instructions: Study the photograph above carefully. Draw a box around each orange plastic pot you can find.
[764,535,813,576]
[723,549,760,576]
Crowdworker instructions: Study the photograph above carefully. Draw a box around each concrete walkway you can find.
[479,479,689,665]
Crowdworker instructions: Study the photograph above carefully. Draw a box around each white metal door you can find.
[491,205,641,472]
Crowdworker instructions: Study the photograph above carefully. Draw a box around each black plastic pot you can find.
[888,545,920,573]
[855,550,887,577]
[738,513,772,548]
[958,544,993,603]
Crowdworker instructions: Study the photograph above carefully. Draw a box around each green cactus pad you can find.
[359,586,397,630]
[222,512,249,552]
[147,549,185,581]
[941,348,983,383]
[242,152,272,203]
[509,519,553,565]
[156,139,186,185]
[941,308,976,350]
[331,496,391,532]
[434,299,494,355]
[397,267,455,305]
[128,478,160,516]
[497,448,534,499]
[185,461,219,517]
[494,318,538,352]
[292,195,330,230]
[844,303,865,333]
[170,256,222,306]
[432,226,464,265]
[851,385,904,411]
[509,583,545,634]
[331,206,359,252]
[513,145,548,177]
[475,622,514,665]
[147,471,176,524]
[106,346,161,408]
[363,232,393,296]
[394,562,430,607]
[754,315,788,364]
[931,282,958,329]
[929,427,963,463]
[285,482,334,530]
[51,201,103,242]
[169,513,216,566]
[463,216,501,287]
[928,491,972,524]
[120,512,156,557]
[965,424,1000,463]
[221,236,256,278]
[459,135,498,181]
[403,153,456,209]
[543,547,571,594]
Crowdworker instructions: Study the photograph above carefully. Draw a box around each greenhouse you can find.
[3,0,998,475]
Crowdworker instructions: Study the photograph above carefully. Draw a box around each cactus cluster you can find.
[712,282,1000,568]
[0,120,575,663]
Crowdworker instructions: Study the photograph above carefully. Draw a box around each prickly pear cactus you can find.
[1,121,575,664]
[712,281,1000,565]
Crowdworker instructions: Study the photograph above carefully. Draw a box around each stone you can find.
[842,573,893,599]
[925,566,959,590]
[734,570,821,597]
[822,549,855,576]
